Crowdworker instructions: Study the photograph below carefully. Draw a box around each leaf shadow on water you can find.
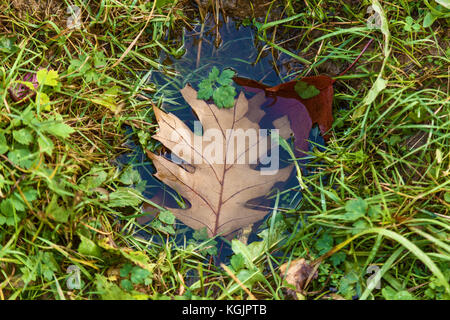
[115,15,326,265]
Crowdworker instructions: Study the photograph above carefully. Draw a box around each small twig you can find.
[178,271,186,296]
[407,282,429,293]
[3,95,11,114]
[194,0,205,21]
[337,38,374,78]
[305,270,333,295]
[303,262,321,292]
[213,0,222,48]
[196,22,205,69]
[79,221,112,235]
[110,2,156,69]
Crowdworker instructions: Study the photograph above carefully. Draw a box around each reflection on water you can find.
[116,15,324,249]
[150,17,301,126]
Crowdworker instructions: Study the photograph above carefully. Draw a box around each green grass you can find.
[0,0,449,300]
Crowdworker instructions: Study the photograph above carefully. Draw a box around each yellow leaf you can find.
[37,69,59,87]
[37,92,51,111]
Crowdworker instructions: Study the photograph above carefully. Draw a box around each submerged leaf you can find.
[234,75,334,153]
[146,85,293,237]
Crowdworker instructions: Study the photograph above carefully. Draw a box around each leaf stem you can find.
[336,38,374,78]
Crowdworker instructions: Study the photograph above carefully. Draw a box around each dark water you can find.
[148,18,301,126]
[116,16,325,259]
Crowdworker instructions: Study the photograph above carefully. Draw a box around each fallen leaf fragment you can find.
[280,258,318,298]
[8,72,38,102]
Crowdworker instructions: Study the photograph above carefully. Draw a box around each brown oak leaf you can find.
[146,85,293,237]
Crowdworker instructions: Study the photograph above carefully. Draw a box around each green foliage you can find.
[314,232,346,266]
[315,232,333,255]
[79,166,108,192]
[36,69,59,87]
[188,227,218,256]
[338,269,360,299]
[330,251,346,267]
[423,1,450,27]
[0,104,75,174]
[7,148,37,169]
[107,187,143,208]
[150,209,176,235]
[119,263,151,291]
[0,133,8,154]
[230,253,245,271]
[13,128,33,145]
[46,194,71,223]
[224,219,288,292]
[20,251,60,283]
[67,51,109,85]
[424,268,450,300]
[343,198,368,221]
[78,234,103,259]
[404,16,421,32]
[90,86,122,112]
[0,36,18,54]
[119,166,141,185]
[96,275,138,300]
[158,210,175,224]
[382,287,415,300]
[294,80,320,99]
[43,117,73,139]
[444,192,450,203]
[0,199,17,226]
[197,67,236,108]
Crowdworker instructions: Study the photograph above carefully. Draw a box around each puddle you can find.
[116,14,325,258]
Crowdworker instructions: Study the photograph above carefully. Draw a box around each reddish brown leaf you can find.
[8,72,38,103]
[234,75,335,145]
